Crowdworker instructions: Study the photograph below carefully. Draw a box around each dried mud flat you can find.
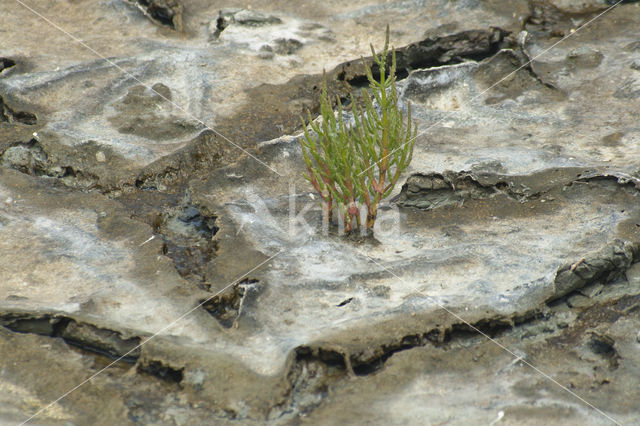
[1,0,640,425]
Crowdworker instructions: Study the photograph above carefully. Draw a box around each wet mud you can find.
[2,0,640,424]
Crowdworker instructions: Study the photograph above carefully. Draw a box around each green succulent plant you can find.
[300,26,417,234]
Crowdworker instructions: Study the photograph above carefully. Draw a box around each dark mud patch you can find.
[201,278,259,328]
[108,83,202,141]
[159,206,218,289]
[524,0,610,37]
[546,293,640,373]
[159,203,219,288]
[125,0,183,31]
[113,183,220,290]
[269,346,348,421]
[132,130,226,191]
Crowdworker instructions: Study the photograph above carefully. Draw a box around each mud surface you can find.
[2,0,640,425]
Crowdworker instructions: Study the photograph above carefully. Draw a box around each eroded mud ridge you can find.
[2,0,640,424]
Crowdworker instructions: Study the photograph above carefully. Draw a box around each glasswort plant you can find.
[300,26,417,234]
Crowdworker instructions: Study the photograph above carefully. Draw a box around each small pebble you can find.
[95,151,106,162]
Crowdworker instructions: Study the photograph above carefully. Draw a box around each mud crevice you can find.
[268,310,541,421]
[0,313,142,362]
[0,57,16,73]
[132,130,225,191]
[225,28,511,147]
[347,313,538,377]
[0,95,37,125]
[201,278,259,328]
[335,28,509,87]
[137,360,184,384]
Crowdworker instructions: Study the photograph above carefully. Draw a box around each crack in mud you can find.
[270,346,349,420]
[0,58,16,74]
[0,312,190,387]
[271,237,640,418]
[336,28,509,87]
[0,95,37,125]
[0,313,141,362]
[2,236,639,422]
[201,278,259,328]
[137,360,184,384]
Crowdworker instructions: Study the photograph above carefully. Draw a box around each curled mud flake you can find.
[550,239,640,302]
[395,171,521,210]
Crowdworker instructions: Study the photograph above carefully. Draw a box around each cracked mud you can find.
[2,0,640,425]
